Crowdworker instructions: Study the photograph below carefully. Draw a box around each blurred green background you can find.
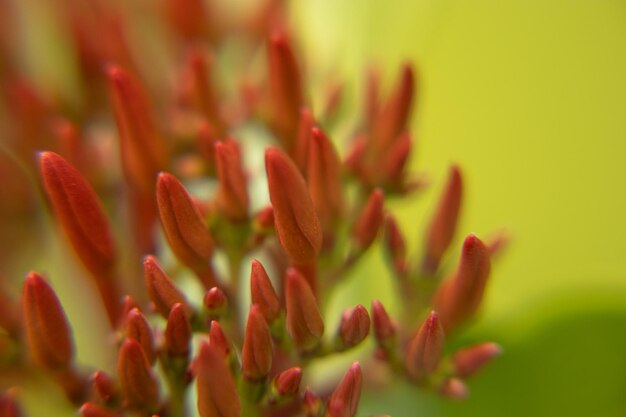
[293,0,626,416]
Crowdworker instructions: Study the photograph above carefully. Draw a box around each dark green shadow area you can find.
[360,290,626,417]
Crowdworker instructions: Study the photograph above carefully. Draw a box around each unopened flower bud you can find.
[117,340,159,411]
[203,287,228,315]
[352,189,384,250]
[143,255,192,319]
[423,165,462,274]
[327,362,363,417]
[208,321,231,357]
[338,305,370,349]
[91,371,118,405]
[294,108,315,171]
[453,342,502,378]
[265,147,322,265]
[383,215,407,275]
[405,311,444,380]
[250,260,280,323]
[22,272,74,371]
[285,268,324,352]
[165,304,192,358]
[215,139,249,221]
[274,367,302,397]
[242,305,273,381]
[194,341,240,417]
[126,308,156,365]
[371,300,396,347]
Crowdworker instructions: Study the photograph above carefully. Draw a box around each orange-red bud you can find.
[434,234,491,331]
[165,303,192,358]
[79,402,121,417]
[294,108,314,171]
[405,311,445,380]
[107,65,167,194]
[184,49,223,133]
[250,260,280,323]
[194,341,241,417]
[274,367,302,397]
[38,151,120,324]
[383,215,407,275]
[22,272,74,371]
[453,342,501,378]
[126,308,156,365]
[352,189,384,250]
[203,287,227,314]
[91,371,118,405]
[209,321,231,357]
[117,339,159,411]
[423,165,462,274]
[265,147,322,264]
[338,305,370,349]
[371,300,396,345]
[308,127,343,232]
[242,305,273,381]
[143,255,192,319]
[327,362,363,417]
[268,33,304,150]
[285,268,324,352]
[156,172,216,287]
[379,131,412,188]
[215,139,249,221]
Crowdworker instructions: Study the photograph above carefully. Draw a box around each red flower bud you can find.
[405,311,444,380]
[215,139,249,221]
[38,151,120,325]
[79,402,121,417]
[308,127,343,232]
[203,287,228,314]
[242,305,273,381]
[268,33,304,150]
[250,260,280,323]
[126,308,156,365]
[371,300,396,346]
[352,189,384,250]
[294,108,315,171]
[379,131,412,188]
[383,215,408,275]
[338,305,370,349]
[107,65,167,194]
[183,49,223,133]
[453,342,501,378]
[143,255,192,319]
[208,321,231,357]
[423,165,462,274]
[194,341,240,417]
[434,234,491,331]
[265,147,322,265]
[22,272,74,371]
[303,387,321,417]
[165,303,192,358]
[327,362,363,417]
[156,172,216,288]
[117,339,159,411]
[285,268,324,352]
[91,371,118,405]
[274,367,302,397]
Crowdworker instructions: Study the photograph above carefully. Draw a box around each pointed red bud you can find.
[352,189,384,250]
[0,391,23,417]
[208,321,231,357]
[265,147,322,264]
[184,49,223,133]
[294,108,315,171]
[143,255,192,319]
[268,33,304,150]
[156,172,216,287]
[203,287,227,314]
[215,139,249,221]
[453,342,501,378]
[379,131,412,187]
[371,300,396,345]
[253,206,274,231]
[242,305,273,381]
[405,311,445,380]
[165,303,192,358]
[107,65,167,194]
[383,215,407,275]
[79,403,121,417]
[327,362,363,417]
[303,387,321,417]
[126,308,156,365]
[423,165,462,274]
[22,272,74,371]
[91,371,118,405]
[308,127,343,231]
[439,378,469,400]
[434,234,491,331]
[338,305,370,349]
[250,260,281,323]
[38,152,120,324]
[194,341,241,417]
[285,268,324,352]
[274,367,302,397]
[117,339,159,411]
[371,63,415,151]
[118,296,138,328]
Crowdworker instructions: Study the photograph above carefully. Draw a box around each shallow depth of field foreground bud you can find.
[0,1,523,416]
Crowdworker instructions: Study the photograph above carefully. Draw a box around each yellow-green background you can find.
[294,0,626,416]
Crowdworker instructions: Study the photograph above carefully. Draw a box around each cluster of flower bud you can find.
[0,0,506,416]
